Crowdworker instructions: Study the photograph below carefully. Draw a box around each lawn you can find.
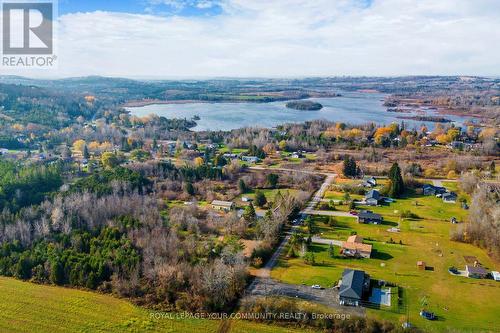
[271,213,500,332]
[0,277,318,333]
[357,194,468,222]
[235,188,298,203]
[323,190,363,201]
[0,277,216,333]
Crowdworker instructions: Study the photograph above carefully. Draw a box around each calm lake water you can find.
[126,92,468,131]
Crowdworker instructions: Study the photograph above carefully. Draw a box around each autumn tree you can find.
[101,152,120,169]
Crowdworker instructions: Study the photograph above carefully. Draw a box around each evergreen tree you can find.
[83,145,90,159]
[238,179,248,193]
[254,190,267,207]
[185,182,195,196]
[242,203,256,222]
[388,162,405,198]
[343,156,358,177]
[50,260,64,285]
[266,173,279,189]
[328,243,335,258]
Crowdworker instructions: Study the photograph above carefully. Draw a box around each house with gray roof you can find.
[365,189,380,206]
[357,210,383,224]
[339,269,370,306]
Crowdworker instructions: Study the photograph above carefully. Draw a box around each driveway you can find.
[245,277,365,316]
[311,236,343,246]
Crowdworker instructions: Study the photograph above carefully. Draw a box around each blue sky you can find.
[59,0,224,16]
[3,0,499,78]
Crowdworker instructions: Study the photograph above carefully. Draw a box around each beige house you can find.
[341,235,372,259]
[211,200,235,211]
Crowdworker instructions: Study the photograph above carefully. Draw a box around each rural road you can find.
[303,174,336,213]
[247,172,336,288]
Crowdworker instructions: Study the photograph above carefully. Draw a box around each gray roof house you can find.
[466,265,488,279]
[442,192,458,203]
[357,211,383,224]
[365,189,380,206]
[339,269,370,306]
[361,177,377,188]
[423,184,447,196]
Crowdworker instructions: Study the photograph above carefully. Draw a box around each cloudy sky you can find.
[3,0,500,78]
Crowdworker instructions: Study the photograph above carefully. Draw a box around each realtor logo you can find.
[1,0,57,67]
[2,2,53,54]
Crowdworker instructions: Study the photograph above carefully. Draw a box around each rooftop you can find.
[347,235,364,243]
[342,241,372,254]
[339,269,366,300]
[466,265,488,275]
[358,211,382,220]
[211,200,234,207]
[366,189,380,200]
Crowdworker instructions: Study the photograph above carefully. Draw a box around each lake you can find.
[126,92,469,131]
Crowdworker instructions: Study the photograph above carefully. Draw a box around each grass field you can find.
[0,277,319,333]
[271,195,500,332]
[235,188,298,203]
[358,193,468,222]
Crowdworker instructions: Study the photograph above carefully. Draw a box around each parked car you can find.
[311,285,322,289]
[349,210,358,216]
[420,310,436,320]
[448,267,459,275]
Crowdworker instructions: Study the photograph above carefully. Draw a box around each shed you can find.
[417,261,426,270]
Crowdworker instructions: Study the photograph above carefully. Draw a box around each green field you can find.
[236,188,298,203]
[358,193,468,222]
[0,277,317,333]
[272,196,500,332]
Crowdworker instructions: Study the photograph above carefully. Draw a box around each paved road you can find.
[432,179,444,187]
[247,172,338,291]
[244,171,366,314]
[303,174,336,213]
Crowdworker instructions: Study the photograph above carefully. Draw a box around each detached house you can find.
[211,200,235,212]
[341,235,372,258]
[361,177,377,188]
[358,211,383,224]
[466,265,488,279]
[365,189,380,206]
[422,184,446,196]
[339,269,370,307]
[442,192,458,203]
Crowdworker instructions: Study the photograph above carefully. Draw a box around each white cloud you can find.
[4,0,500,77]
